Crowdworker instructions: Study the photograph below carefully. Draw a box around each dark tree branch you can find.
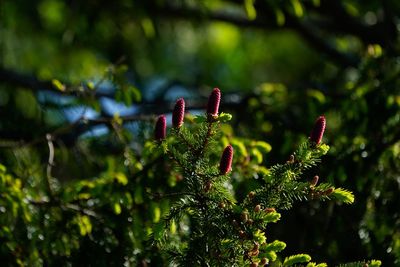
[304,0,398,46]
[29,198,101,219]
[0,113,156,148]
[285,15,359,66]
[149,2,359,67]
[0,66,113,98]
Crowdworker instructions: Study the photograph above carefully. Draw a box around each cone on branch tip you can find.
[207,88,221,119]
[172,98,185,128]
[311,175,319,187]
[252,243,260,251]
[219,145,233,175]
[248,191,255,199]
[239,230,246,239]
[154,115,166,141]
[260,258,268,266]
[324,188,334,195]
[205,180,212,192]
[310,115,326,145]
[264,207,276,213]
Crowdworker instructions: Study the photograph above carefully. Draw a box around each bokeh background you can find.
[1,0,399,265]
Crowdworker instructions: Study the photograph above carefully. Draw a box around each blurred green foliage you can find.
[0,0,399,265]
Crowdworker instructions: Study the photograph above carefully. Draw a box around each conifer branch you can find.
[177,130,195,151]
[152,94,359,266]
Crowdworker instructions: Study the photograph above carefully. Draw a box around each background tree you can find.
[0,0,399,265]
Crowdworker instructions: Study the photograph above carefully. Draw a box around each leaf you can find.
[134,187,144,204]
[113,112,123,125]
[253,229,267,244]
[250,148,263,164]
[152,204,161,223]
[78,193,91,200]
[265,251,277,261]
[255,141,272,153]
[218,112,232,122]
[291,0,304,17]
[114,172,128,185]
[122,86,132,106]
[129,85,141,102]
[114,203,122,215]
[116,64,128,74]
[170,219,177,234]
[193,115,207,123]
[82,215,92,235]
[367,44,383,58]
[244,0,257,20]
[52,79,66,91]
[316,143,330,155]
[265,240,286,252]
[231,139,248,158]
[15,90,38,119]
[331,188,355,204]
[78,215,92,236]
[141,18,155,38]
[275,8,285,26]
[307,89,326,103]
[283,254,312,266]
[337,260,382,267]
[0,164,6,173]
[153,221,166,241]
[264,211,281,223]
[256,166,270,176]
[369,260,382,267]
[86,81,95,90]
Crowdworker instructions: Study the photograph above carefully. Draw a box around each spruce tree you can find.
[150,88,381,267]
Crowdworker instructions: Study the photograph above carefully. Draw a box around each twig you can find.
[62,203,100,219]
[46,134,55,197]
[178,130,195,151]
[150,191,195,200]
[0,114,155,149]
[0,66,113,98]
[28,198,101,220]
[194,122,214,163]
[166,149,191,174]
[87,114,154,125]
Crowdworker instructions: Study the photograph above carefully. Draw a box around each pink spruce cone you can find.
[219,145,233,175]
[154,115,166,141]
[310,115,326,145]
[207,88,221,117]
[172,98,185,128]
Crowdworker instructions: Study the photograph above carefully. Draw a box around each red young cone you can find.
[154,115,166,141]
[172,98,185,128]
[207,88,221,117]
[310,115,326,145]
[219,145,233,175]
